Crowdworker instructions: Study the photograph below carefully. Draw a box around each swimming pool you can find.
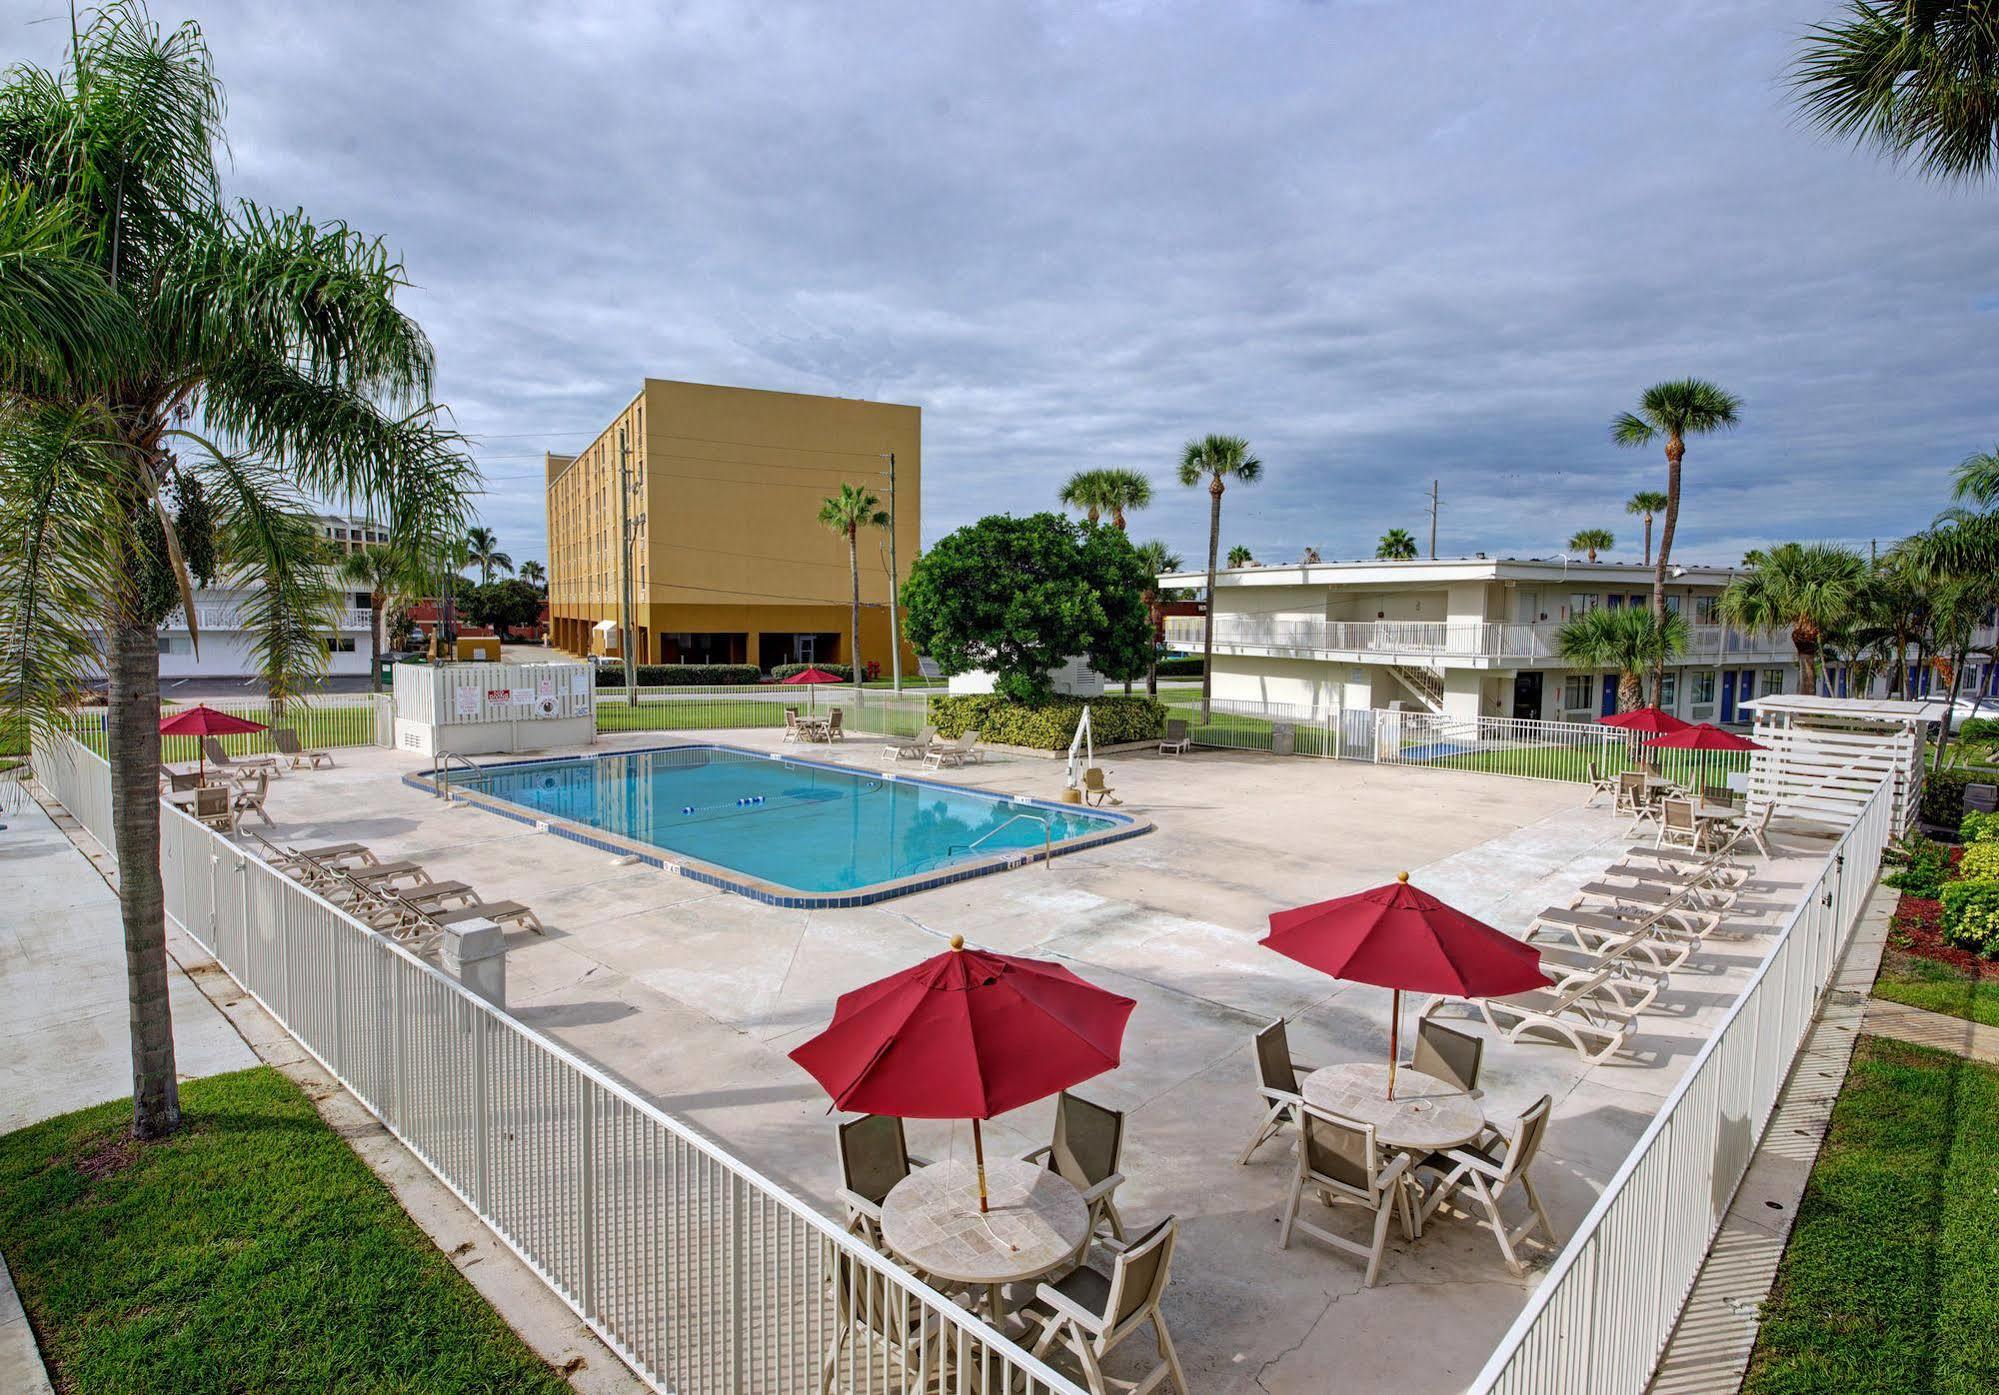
[420,744,1147,906]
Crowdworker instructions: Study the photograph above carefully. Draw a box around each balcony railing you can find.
[166,605,374,633]
[1165,615,1802,664]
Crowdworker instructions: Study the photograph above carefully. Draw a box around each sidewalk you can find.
[1864,996,1999,1063]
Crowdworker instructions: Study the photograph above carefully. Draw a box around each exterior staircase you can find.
[1387,663,1445,714]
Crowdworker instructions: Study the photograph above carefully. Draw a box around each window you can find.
[1659,673,1677,709]
[1664,594,1681,613]
[326,637,357,654]
[1765,668,1785,696]
[1606,594,1624,609]
[157,635,192,655]
[1568,593,1597,617]
[1562,675,1593,710]
[1692,671,1716,706]
[1693,595,1720,625]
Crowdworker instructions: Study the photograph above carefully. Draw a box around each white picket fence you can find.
[1467,777,1892,1395]
[28,732,1083,1395]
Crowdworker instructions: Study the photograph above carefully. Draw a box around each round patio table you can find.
[1300,1063,1485,1154]
[880,1157,1089,1324]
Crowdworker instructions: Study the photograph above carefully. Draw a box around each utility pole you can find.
[885,451,902,693]
[617,425,636,704]
[1426,479,1441,560]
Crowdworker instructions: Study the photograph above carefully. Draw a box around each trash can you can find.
[1271,722,1295,757]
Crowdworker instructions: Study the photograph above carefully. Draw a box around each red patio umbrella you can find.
[1262,872,1550,1098]
[158,704,267,783]
[788,935,1136,1211]
[1642,722,1764,751]
[779,667,844,685]
[1598,706,1692,734]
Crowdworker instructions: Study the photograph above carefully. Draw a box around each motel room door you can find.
[1720,671,1738,723]
[1600,675,1618,718]
[1512,672,1543,720]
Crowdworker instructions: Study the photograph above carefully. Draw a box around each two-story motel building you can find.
[546,379,920,673]
[1159,557,1803,726]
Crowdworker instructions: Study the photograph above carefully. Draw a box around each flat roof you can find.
[1740,694,1948,721]
[1157,556,1747,588]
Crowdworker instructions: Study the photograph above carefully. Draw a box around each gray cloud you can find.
[13,0,1991,569]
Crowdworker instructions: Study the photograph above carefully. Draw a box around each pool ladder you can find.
[434,751,482,803]
[958,812,1053,870]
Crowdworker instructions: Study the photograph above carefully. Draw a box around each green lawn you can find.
[1743,1036,1999,1394]
[1873,951,1999,1029]
[0,1067,569,1395]
[70,701,381,763]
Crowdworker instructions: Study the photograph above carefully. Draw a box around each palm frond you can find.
[0,183,141,393]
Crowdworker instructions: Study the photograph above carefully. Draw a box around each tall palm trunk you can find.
[366,587,384,693]
[846,527,862,680]
[107,607,178,1138]
[1641,515,1653,567]
[1649,437,1683,706]
[1792,623,1820,696]
[1200,476,1223,722]
[1144,590,1160,699]
[1618,668,1643,712]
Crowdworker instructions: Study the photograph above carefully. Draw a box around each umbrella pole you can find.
[973,1117,989,1214]
[1388,988,1400,1101]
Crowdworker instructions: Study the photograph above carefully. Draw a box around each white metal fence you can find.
[595,684,933,741]
[1467,778,1893,1395]
[29,732,1084,1395]
[64,696,384,765]
[1165,702,1755,789]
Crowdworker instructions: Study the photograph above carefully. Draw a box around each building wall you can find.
[546,379,920,672]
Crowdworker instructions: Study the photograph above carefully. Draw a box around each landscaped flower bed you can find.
[1877,813,1999,1027]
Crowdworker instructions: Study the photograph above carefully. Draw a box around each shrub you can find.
[1959,841,1999,882]
[1956,716,1999,745]
[1153,656,1204,678]
[1963,810,1999,844]
[1884,835,1954,900]
[925,694,1166,749]
[596,664,763,687]
[1940,879,1999,957]
[769,662,852,682]
[1921,770,1970,828]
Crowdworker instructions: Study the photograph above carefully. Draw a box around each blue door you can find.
[1600,675,1617,717]
[1719,671,1737,723]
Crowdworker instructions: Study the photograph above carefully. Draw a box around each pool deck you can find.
[249,728,1834,1393]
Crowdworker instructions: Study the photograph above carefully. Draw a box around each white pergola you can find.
[1739,693,1946,832]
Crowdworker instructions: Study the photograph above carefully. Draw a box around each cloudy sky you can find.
[15,1,1992,571]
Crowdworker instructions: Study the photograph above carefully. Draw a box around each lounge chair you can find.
[1414,1095,1557,1275]
[1237,1019,1315,1165]
[834,1114,926,1248]
[1573,880,1722,936]
[1531,938,1670,1013]
[272,727,334,769]
[882,725,937,761]
[1620,839,1751,884]
[1526,903,1697,973]
[425,900,545,935]
[1600,850,1747,896]
[1278,1109,1416,1287]
[346,860,435,892]
[1411,1018,1482,1095]
[202,736,280,782]
[923,731,984,768]
[230,769,273,828]
[1022,1090,1128,1246]
[1159,719,1191,755]
[1428,969,1638,1064]
[1022,1217,1189,1395]
[391,880,481,912]
[1082,767,1119,806]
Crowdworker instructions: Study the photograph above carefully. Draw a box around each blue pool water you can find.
[1399,740,1477,762]
[453,745,1127,895]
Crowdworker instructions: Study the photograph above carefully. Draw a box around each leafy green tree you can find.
[338,543,418,691]
[0,6,472,1137]
[1374,529,1417,560]
[1555,606,1688,712]
[460,579,544,637]
[817,483,888,680]
[1625,490,1670,565]
[1227,544,1254,568]
[1613,379,1743,703]
[1791,2,1999,184]
[1134,539,1183,698]
[901,513,1150,702]
[1568,527,1615,562]
[464,524,512,584]
[1719,542,1868,696]
[517,559,546,590]
[1178,434,1262,720]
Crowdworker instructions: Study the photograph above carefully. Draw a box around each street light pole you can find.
[618,425,636,705]
[886,450,902,693]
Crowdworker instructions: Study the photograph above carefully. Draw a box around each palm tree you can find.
[1227,544,1254,568]
[1954,446,1999,505]
[518,559,546,589]
[1625,490,1670,565]
[1897,505,1999,766]
[1300,546,1322,564]
[1178,434,1262,721]
[818,483,889,680]
[0,8,472,1138]
[464,525,513,584]
[338,544,415,691]
[1718,542,1868,696]
[1095,469,1153,529]
[1612,379,1743,704]
[1375,528,1418,560]
[1133,539,1183,699]
[1555,607,1688,712]
[1567,527,1615,562]
[1790,2,1999,184]
[1057,469,1108,524]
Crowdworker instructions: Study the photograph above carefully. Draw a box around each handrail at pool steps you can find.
[433,750,483,802]
[28,730,1089,1395]
[961,811,1053,869]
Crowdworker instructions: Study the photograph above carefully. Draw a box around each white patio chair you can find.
[1022,1217,1188,1395]
[1022,1090,1127,1247]
[1278,1108,1416,1287]
[1237,1018,1315,1165]
[1657,797,1702,851]
[1414,1095,1558,1275]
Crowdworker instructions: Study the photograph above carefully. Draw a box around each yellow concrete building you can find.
[546,379,920,674]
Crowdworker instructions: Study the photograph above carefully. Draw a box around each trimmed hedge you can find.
[769,662,852,682]
[1961,843,1999,882]
[925,694,1167,750]
[1153,657,1204,678]
[1923,770,1972,828]
[1941,879,1999,957]
[595,664,763,687]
